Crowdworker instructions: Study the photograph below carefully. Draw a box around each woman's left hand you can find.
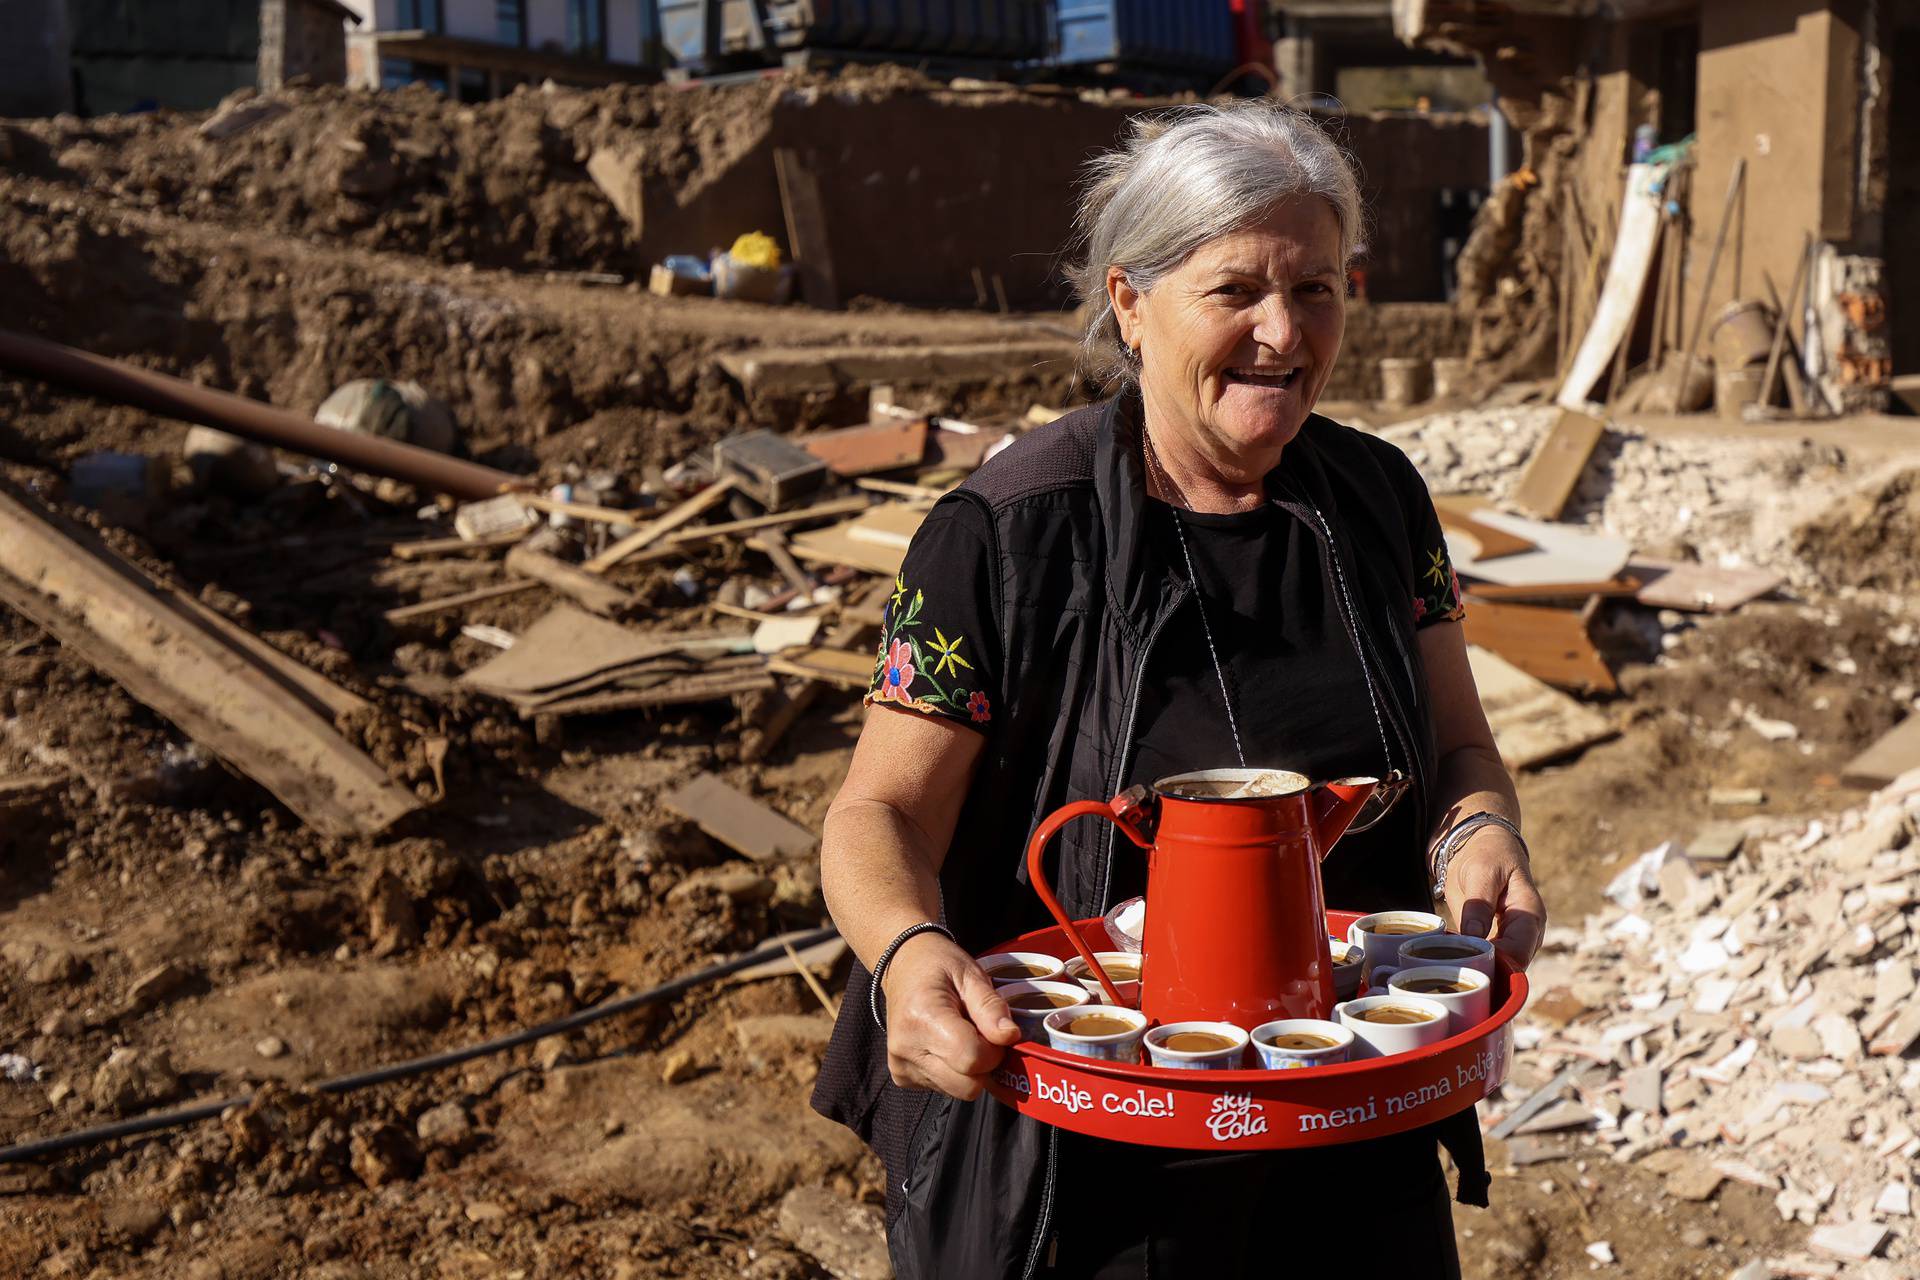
[1443,828,1546,971]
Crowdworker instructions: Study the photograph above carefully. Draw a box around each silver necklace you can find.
[1142,427,1248,769]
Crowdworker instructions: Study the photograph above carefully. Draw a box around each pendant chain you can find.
[1142,427,1248,770]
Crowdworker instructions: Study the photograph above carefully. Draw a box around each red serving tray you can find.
[982,910,1527,1150]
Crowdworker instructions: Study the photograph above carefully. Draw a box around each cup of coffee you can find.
[1064,952,1144,1007]
[978,952,1068,985]
[1333,994,1450,1059]
[1249,1018,1353,1070]
[1143,1021,1248,1071]
[1395,933,1497,979]
[1347,911,1444,982]
[1044,1004,1149,1062]
[1387,965,1492,1035]
[997,979,1091,1040]
[1326,937,1365,1000]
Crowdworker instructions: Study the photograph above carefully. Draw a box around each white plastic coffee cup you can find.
[1143,1021,1248,1071]
[1347,911,1445,982]
[1043,1005,1148,1063]
[1064,952,1144,1007]
[1250,1018,1353,1070]
[1395,932,1497,979]
[978,952,1067,985]
[1334,994,1451,1059]
[998,979,1090,1041]
[1387,966,1492,1035]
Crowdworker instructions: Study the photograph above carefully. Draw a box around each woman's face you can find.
[1109,198,1346,476]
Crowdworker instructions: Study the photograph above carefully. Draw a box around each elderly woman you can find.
[812,102,1545,1278]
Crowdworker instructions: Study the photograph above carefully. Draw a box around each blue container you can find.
[658,0,1049,68]
[1052,0,1235,73]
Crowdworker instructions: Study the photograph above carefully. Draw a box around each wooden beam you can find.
[0,478,420,837]
[504,546,638,617]
[584,477,737,574]
[774,147,840,310]
[383,580,540,624]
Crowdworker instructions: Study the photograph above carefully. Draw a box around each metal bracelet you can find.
[867,921,956,1030]
[1429,812,1526,899]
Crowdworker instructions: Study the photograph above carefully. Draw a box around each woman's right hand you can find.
[881,933,1022,1100]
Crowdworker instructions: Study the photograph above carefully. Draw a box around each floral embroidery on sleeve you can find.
[1415,544,1466,626]
[865,574,992,724]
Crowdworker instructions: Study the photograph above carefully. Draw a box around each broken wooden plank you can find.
[526,667,774,717]
[1841,716,1920,791]
[1468,645,1618,770]
[664,773,819,862]
[514,493,650,525]
[458,606,743,698]
[1509,409,1605,520]
[584,477,737,574]
[730,931,850,985]
[741,620,870,763]
[0,773,66,806]
[799,418,928,476]
[1450,510,1631,588]
[1462,599,1617,695]
[661,496,869,550]
[1464,578,1642,603]
[766,646,875,690]
[504,546,638,618]
[0,478,419,837]
[785,505,923,577]
[383,580,540,624]
[1628,558,1783,613]
[774,146,839,310]
[1433,497,1536,560]
[392,528,529,561]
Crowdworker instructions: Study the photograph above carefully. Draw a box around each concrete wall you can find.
[1690,0,1862,328]
[68,0,259,113]
[259,0,350,89]
[633,89,1485,308]
[0,0,74,116]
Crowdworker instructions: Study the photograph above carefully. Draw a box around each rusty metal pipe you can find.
[0,328,525,501]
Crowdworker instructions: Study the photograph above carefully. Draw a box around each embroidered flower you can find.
[966,691,992,723]
[1412,595,1428,622]
[890,573,907,614]
[1424,546,1450,588]
[928,627,973,679]
[877,639,915,702]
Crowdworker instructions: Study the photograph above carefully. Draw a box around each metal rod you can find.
[1675,158,1747,408]
[0,329,524,501]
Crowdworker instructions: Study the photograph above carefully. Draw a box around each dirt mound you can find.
[1792,465,1920,594]
[5,70,946,279]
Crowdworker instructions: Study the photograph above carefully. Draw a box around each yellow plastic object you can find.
[728,232,783,269]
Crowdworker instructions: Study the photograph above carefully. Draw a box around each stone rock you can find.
[732,1014,834,1073]
[183,427,279,497]
[38,1009,82,1037]
[363,869,420,957]
[1667,1164,1727,1202]
[1621,1064,1664,1116]
[128,961,192,1008]
[415,1101,472,1147]
[254,1036,287,1060]
[1874,1181,1910,1217]
[660,1049,696,1085]
[1808,1220,1889,1261]
[90,1048,181,1115]
[667,865,775,907]
[100,1196,169,1243]
[23,947,85,986]
[463,1201,507,1223]
[776,1185,890,1280]
[348,1121,421,1188]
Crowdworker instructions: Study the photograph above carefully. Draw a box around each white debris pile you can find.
[1379,407,1855,596]
[1485,767,1920,1276]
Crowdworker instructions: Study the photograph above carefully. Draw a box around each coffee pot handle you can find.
[1024,788,1154,1008]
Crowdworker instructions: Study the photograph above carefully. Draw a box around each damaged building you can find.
[1400,0,1915,411]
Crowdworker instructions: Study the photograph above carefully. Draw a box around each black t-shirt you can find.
[865,464,1465,904]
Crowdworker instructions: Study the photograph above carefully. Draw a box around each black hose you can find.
[0,925,840,1165]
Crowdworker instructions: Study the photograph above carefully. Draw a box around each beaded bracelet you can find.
[867,921,956,1029]
[1429,812,1527,899]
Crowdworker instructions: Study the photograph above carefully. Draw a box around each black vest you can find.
[812,395,1489,1279]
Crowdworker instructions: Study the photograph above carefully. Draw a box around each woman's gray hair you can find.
[1068,101,1365,387]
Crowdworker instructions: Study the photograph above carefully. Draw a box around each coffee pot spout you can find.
[1308,776,1382,859]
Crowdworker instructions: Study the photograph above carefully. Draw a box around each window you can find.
[496,0,525,46]
[382,58,450,92]
[1656,23,1699,143]
[566,0,606,59]
[395,0,443,33]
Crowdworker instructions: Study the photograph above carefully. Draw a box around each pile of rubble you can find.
[1493,768,1920,1276]
[1383,405,1865,599]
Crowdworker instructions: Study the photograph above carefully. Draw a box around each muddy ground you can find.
[2,78,1912,1278]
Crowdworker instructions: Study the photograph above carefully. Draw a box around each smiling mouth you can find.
[1224,367,1303,390]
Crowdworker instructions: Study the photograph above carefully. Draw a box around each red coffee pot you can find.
[1025,768,1383,1028]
